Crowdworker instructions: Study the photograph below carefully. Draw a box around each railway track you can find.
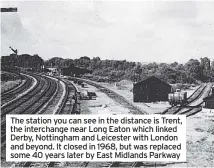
[1,73,58,167]
[1,75,43,122]
[176,83,213,117]
[71,77,147,115]
[1,73,57,134]
[24,77,141,168]
[36,75,62,114]
[62,78,147,168]
[162,84,208,114]
[56,79,77,114]
[102,84,213,167]
[108,84,212,168]
[166,84,212,116]
[9,78,212,168]
[45,79,80,168]
[76,81,212,168]
[1,73,35,105]
[21,78,78,168]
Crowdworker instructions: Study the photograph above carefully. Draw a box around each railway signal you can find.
[9,46,18,55]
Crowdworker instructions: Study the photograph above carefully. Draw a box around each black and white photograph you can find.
[1,0,214,168]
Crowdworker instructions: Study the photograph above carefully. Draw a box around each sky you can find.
[1,1,214,63]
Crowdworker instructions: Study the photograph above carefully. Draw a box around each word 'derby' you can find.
[6,115,186,162]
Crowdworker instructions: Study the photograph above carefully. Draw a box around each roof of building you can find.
[134,76,171,88]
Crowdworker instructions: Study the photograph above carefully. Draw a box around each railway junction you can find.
[1,69,214,168]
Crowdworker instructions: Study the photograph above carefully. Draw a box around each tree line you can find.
[1,54,44,72]
[1,54,214,84]
[45,56,214,84]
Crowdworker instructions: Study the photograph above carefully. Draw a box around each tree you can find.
[209,60,214,81]
[170,62,179,68]
[200,57,210,77]
[175,64,184,70]
[185,59,203,81]
[134,63,142,82]
[211,60,214,71]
